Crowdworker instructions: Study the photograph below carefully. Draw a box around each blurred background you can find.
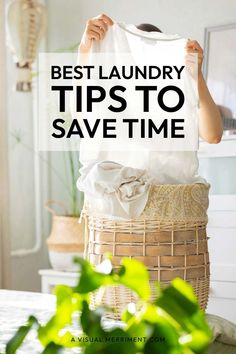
[0,0,236,323]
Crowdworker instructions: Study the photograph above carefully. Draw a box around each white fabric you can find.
[78,22,205,185]
[206,314,236,346]
[77,161,151,218]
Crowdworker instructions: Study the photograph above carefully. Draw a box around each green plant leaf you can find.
[74,257,114,293]
[5,258,212,354]
[179,329,211,353]
[144,320,181,354]
[118,258,151,300]
[139,303,180,332]
[158,278,198,315]
[54,285,73,307]
[80,300,106,337]
[41,342,63,353]
[156,279,201,332]
[38,287,80,347]
[83,327,137,354]
[125,320,149,351]
[171,278,198,304]
[6,316,39,354]
[155,278,212,347]
[121,307,135,323]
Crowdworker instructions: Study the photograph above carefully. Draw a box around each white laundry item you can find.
[76,22,206,185]
[77,160,151,219]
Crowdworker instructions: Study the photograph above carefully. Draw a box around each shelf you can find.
[198,136,236,158]
[199,133,236,143]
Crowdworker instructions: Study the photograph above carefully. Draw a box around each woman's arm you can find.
[186,40,223,144]
[70,14,113,120]
[198,72,223,143]
[79,14,113,53]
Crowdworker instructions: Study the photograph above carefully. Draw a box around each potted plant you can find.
[6,257,213,354]
[11,130,84,271]
[45,150,84,271]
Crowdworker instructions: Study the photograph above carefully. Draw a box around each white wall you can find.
[47,0,236,50]
[0,0,11,289]
[5,0,50,291]
[4,0,236,292]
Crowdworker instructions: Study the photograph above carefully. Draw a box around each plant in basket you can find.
[45,199,84,271]
[11,129,84,270]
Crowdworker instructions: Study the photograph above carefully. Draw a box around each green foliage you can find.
[6,258,212,354]
[117,258,151,300]
[74,257,114,293]
[6,316,39,354]
[11,129,83,217]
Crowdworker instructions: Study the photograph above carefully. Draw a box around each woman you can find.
[77,15,214,312]
[79,13,223,144]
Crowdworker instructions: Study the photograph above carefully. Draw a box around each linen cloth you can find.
[77,22,205,185]
[77,160,151,218]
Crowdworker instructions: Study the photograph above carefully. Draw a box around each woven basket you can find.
[83,183,210,318]
[46,200,84,271]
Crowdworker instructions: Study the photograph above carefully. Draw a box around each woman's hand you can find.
[185,40,223,143]
[79,14,113,53]
[185,39,204,80]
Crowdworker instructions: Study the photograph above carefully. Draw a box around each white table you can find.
[0,290,55,353]
[38,269,80,294]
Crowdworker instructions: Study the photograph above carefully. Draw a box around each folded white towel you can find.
[77,160,151,219]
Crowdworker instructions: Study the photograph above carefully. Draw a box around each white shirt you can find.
[78,22,206,185]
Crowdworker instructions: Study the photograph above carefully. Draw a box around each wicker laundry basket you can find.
[83,183,210,319]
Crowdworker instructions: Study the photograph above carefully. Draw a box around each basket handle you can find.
[45,200,69,216]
